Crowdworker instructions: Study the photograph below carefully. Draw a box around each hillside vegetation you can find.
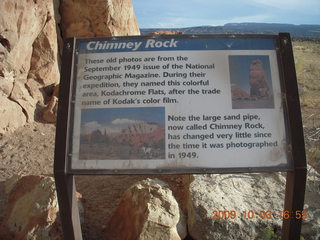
[293,41,320,171]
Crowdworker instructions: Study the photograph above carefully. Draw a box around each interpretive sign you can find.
[54,34,307,240]
[63,34,292,172]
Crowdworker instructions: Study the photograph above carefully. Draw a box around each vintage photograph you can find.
[79,107,165,160]
[229,55,275,109]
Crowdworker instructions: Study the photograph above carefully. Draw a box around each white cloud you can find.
[83,121,102,129]
[111,118,142,125]
[81,119,145,135]
[81,121,104,135]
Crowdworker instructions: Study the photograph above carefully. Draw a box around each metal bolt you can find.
[283,39,288,46]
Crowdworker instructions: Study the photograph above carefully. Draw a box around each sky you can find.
[132,0,320,28]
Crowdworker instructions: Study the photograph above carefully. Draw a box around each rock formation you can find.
[187,166,320,240]
[188,172,286,239]
[0,175,62,240]
[60,0,140,38]
[231,84,251,99]
[0,174,84,240]
[0,0,61,133]
[118,122,165,147]
[42,84,59,123]
[105,178,187,240]
[123,122,160,135]
[0,0,140,134]
[249,59,271,98]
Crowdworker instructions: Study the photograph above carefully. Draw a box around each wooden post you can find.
[54,174,83,240]
[54,38,83,239]
[278,33,307,240]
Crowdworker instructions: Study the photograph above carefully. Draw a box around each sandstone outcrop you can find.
[0,94,26,133]
[0,0,61,133]
[60,0,140,38]
[105,178,187,240]
[0,0,140,133]
[42,84,59,123]
[188,172,286,239]
[187,166,320,240]
[0,174,85,240]
[0,175,62,240]
[231,84,251,99]
[249,59,271,98]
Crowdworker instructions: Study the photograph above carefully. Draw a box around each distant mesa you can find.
[140,23,320,38]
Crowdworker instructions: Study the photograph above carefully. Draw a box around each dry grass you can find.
[293,41,320,171]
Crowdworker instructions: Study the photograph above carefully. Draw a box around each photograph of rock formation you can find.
[229,55,275,109]
[79,107,165,160]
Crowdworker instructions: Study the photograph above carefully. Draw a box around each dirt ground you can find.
[0,122,189,239]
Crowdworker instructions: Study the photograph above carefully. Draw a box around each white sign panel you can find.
[68,36,291,172]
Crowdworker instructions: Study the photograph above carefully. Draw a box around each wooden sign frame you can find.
[54,33,306,239]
